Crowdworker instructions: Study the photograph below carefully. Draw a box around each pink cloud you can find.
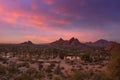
[42,0,55,4]
[0,1,71,31]
[0,4,49,30]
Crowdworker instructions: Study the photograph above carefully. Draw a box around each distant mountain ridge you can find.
[51,37,83,46]
[20,41,34,45]
[51,38,114,47]
[9,38,119,47]
[86,39,111,47]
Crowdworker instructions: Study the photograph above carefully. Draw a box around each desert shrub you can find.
[15,73,34,80]
[7,63,20,74]
[0,65,6,75]
[92,72,111,80]
[81,54,92,63]
[49,63,56,68]
[54,65,62,75]
[34,73,45,80]
[47,73,53,80]
[25,62,30,68]
[26,67,37,76]
[108,45,120,80]
[0,57,6,61]
[54,77,61,80]
[45,66,52,73]
[38,64,43,71]
[68,71,87,80]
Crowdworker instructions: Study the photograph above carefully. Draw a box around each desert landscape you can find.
[0,38,120,80]
[0,0,120,80]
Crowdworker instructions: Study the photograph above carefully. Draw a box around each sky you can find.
[0,0,120,43]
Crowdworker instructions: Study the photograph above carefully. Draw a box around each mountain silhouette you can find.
[86,39,111,47]
[51,37,82,46]
[21,41,33,45]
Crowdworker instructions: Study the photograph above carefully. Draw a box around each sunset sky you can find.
[0,0,120,43]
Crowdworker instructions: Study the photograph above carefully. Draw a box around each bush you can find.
[108,45,120,80]
[35,73,45,80]
[45,67,52,73]
[26,67,37,76]
[54,77,61,80]
[68,71,87,80]
[81,54,92,63]
[38,64,43,71]
[54,65,61,75]
[49,63,55,68]
[7,63,20,74]
[15,73,34,80]
[92,72,111,80]
[0,65,6,75]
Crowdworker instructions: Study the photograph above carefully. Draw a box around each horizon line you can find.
[0,38,118,44]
